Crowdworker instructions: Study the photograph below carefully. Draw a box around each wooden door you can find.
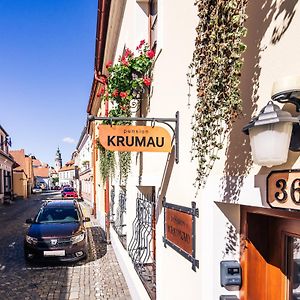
[241,207,300,300]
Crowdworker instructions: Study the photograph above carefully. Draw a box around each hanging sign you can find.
[165,208,193,255]
[267,169,300,210]
[98,125,172,152]
[163,201,199,271]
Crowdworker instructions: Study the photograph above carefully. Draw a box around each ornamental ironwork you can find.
[128,190,156,299]
[113,188,127,249]
[110,186,115,223]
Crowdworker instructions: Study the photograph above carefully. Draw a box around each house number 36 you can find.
[275,178,300,203]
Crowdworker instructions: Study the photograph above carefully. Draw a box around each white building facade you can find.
[76,127,93,207]
[88,1,300,300]
[58,164,75,188]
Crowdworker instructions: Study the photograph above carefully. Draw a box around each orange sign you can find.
[98,125,172,152]
[165,208,193,255]
[267,169,300,210]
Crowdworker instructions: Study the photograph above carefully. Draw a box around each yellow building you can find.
[10,149,34,198]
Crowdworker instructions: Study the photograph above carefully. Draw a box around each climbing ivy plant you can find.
[189,0,248,190]
[98,143,116,184]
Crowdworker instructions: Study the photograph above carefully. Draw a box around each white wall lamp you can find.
[243,76,300,168]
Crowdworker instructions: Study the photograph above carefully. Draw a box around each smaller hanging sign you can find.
[163,201,199,271]
[165,208,193,255]
[98,124,172,152]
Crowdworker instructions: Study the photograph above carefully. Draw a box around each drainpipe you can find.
[94,74,110,242]
[105,97,110,243]
[89,0,111,239]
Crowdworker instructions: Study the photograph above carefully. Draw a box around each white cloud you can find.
[62,137,76,144]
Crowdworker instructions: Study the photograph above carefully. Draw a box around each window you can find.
[36,207,79,223]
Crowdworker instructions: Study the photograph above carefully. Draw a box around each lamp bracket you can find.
[271,90,300,112]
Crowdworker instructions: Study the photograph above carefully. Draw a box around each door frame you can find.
[240,205,300,300]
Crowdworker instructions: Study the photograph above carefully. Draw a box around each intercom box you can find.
[220,260,242,287]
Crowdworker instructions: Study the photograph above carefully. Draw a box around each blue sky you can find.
[0,0,97,166]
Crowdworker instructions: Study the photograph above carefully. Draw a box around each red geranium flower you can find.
[106,61,113,69]
[146,50,155,59]
[112,89,119,97]
[119,91,128,98]
[136,39,145,50]
[124,48,133,58]
[143,77,151,87]
[121,58,129,66]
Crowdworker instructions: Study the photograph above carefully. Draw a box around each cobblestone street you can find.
[0,192,131,300]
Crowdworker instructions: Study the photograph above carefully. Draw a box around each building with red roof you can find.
[58,160,76,187]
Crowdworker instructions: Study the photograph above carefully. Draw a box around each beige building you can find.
[10,149,34,199]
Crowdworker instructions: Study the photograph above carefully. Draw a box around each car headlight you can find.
[70,233,85,244]
[25,235,38,245]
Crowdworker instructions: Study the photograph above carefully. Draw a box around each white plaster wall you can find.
[99,1,300,299]
[106,2,160,299]
[78,136,91,169]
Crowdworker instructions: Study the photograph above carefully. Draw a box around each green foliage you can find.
[103,40,155,118]
[189,0,248,190]
[119,152,132,184]
[98,40,155,183]
[52,177,59,185]
[98,143,116,184]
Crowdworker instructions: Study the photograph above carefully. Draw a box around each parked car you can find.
[60,185,71,196]
[24,200,90,262]
[32,186,42,194]
[61,187,78,199]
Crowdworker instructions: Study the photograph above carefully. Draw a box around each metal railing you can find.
[113,188,127,249]
[110,186,115,223]
[128,191,156,299]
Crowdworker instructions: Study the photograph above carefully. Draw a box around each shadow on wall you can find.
[221,0,299,204]
[223,222,238,259]
[271,0,299,44]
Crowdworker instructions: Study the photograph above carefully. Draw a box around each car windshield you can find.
[35,207,79,223]
[64,188,74,192]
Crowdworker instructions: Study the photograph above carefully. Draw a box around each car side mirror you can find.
[25,218,34,224]
[84,217,91,223]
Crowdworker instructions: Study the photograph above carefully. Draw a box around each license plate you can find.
[43,250,65,257]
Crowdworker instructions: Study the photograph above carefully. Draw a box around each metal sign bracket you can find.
[88,111,180,163]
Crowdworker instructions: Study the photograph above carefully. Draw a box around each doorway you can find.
[241,206,300,300]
